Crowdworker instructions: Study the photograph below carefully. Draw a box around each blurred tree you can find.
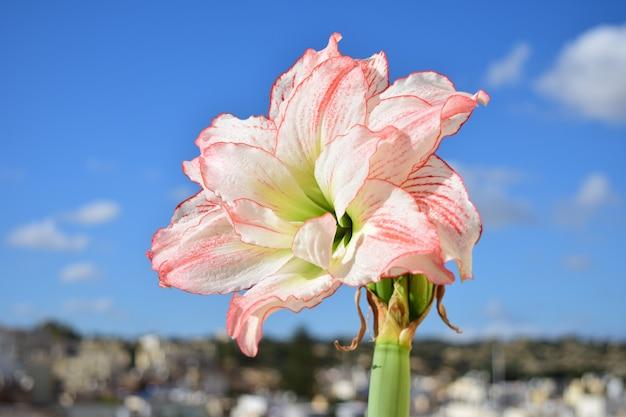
[282,327,317,398]
[37,320,80,341]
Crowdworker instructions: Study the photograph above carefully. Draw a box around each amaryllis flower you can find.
[148,33,488,356]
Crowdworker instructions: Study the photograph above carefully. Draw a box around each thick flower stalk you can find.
[148,33,488,416]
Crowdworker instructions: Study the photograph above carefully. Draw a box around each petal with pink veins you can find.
[367,127,421,185]
[195,114,277,153]
[269,33,343,125]
[368,90,487,170]
[182,157,219,203]
[402,155,480,280]
[332,179,449,286]
[201,142,324,221]
[314,125,382,219]
[226,199,299,249]
[149,193,292,294]
[292,212,337,269]
[275,57,368,194]
[359,51,389,99]
[227,258,340,357]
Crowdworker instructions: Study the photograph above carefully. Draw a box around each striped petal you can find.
[275,56,368,195]
[332,179,452,286]
[195,114,276,153]
[402,155,481,280]
[148,193,291,294]
[314,125,382,219]
[227,258,340,357]
[225,199,298,249]
[368,72,489,170]
[200,142,324,221]
[270,33,343,125]
[359,51,389,99]
[292,212,336,269]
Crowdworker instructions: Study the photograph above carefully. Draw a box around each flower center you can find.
[332,213,353,250]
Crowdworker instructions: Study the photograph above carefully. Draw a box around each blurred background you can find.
[1,1,625,416]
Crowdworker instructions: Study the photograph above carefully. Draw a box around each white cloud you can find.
[85,158,117,174]
[452,163,533,228]
[68,200,120,225]
[169,185,198,201]
[6,220,88,251]
[556,172,619,226]
[561,254,591,272]
[59,262,100,283]
[486,42,532,87]
[575,172,617,208]
[62,297,113,314]
[536,24,626,123]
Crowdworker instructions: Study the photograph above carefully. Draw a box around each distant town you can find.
[0,321,624,417]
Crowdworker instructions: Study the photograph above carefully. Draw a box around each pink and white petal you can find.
[439,92,490,137]
[384,252,455,285]
[314,125,382,219]
[269,33,343,124]
[182,157,219,203]
[367,96,441,169]
[226,199,298,249]
[368,91,487,170]
[195,114,277,153]
[227,258,341,357]
[149,193,292,294]
[402,155,481,280]
[359,51,389,100]
[275,57,367,189]
[378,71,457,104]
[378,70,490,107]
[292,212,336,269]
[367,127,421,185]
[331,179,442,286]
[201,142,323,221]
[183,157,203,185]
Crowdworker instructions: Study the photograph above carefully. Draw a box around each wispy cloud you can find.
[561,254,591,272]
[556,172,619,227]
[452,163,534,228]
[169,185,197,201]
[485,42,531,88]
[536,24,626,123]
[84,158,117,174]
[0,166,25,183]
[59,262,101,283]
[67,200,121,225]
[62,297,114,315]
[6,220,88,251]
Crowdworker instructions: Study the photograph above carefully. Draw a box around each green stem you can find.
[367,342,411,417]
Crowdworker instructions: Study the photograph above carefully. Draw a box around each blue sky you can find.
[1,0,625,341]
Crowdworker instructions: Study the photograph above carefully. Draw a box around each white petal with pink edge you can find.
[225,199,298,249]
[195,114,277,153]
[331,179,444,286]
[314,125,382,219]
[201,142,324,221]
[291,212,337,269]
[359,51,389,99]
[275,56,368,192]
[149,193,292,294]
[182,157,219,203]
[270,33,343,125]
[402,155,481,280]
[368,90,488,171]
[227,258,340,357]
[378,71,489,107]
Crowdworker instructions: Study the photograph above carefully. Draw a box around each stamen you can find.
[435,285,462,333]
[334,287,367,351]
